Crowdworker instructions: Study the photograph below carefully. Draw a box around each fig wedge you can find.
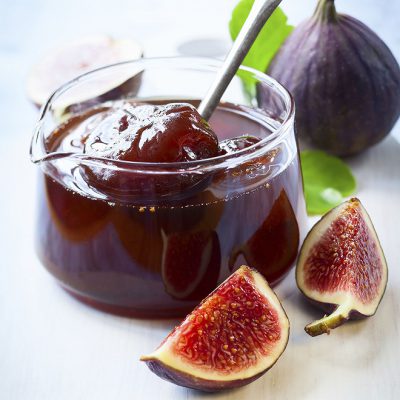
[296,198,388,336]
[141,266,289,392]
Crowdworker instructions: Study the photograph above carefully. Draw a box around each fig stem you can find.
[314,0,337,22]
[305,302,351,337]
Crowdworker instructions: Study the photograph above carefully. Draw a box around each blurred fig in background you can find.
[27,35,143,109]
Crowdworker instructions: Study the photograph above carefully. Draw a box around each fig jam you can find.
[36,100,306,317]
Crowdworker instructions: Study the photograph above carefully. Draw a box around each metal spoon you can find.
[198,0,283,121]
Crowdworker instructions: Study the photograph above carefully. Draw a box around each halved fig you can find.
[161,230,221,301]
[27,35,143,108]
[296,198,388,336]
[141,266,289,392]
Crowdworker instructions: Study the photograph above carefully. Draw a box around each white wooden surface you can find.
[1,1,399,399]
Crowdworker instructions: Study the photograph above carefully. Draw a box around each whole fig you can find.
[260,0,400,156]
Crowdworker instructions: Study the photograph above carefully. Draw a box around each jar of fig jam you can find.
[30,58,307,317]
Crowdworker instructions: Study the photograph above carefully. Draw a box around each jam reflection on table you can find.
[36,100,306,317]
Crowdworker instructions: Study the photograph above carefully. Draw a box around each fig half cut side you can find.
[296,198,388,337]
[27,35,143,108]
[141,266,289,392]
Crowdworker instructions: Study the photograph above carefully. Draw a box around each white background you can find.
[1,0,399,399]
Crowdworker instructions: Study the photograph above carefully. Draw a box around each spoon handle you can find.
[198,0,283,120]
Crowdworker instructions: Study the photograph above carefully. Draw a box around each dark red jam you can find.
[36,100,306,317]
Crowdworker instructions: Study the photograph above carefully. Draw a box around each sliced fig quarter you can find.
[141,266,289,392]
[296,198,388,337]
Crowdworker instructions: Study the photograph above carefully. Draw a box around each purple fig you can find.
[260,0,400,156]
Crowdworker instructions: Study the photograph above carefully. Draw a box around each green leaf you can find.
[229,0,293,95]
[300,151,357,215]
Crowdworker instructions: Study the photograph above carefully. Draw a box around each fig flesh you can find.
[27,35,143,108]
[263,0,400,156]
[296,198,388,336]
[141,266,289,392]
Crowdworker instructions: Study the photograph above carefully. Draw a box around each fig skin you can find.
[143,357,277,392]
[262,0,400,156]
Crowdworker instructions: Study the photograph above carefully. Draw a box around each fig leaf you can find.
[229,0,293,96]
[300,151,357,215]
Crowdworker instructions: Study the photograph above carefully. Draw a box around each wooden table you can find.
[1,0,399,399]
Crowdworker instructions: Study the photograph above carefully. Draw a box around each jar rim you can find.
[30,56,295,174]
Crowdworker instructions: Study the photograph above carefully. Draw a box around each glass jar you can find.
[30,57,307,317]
